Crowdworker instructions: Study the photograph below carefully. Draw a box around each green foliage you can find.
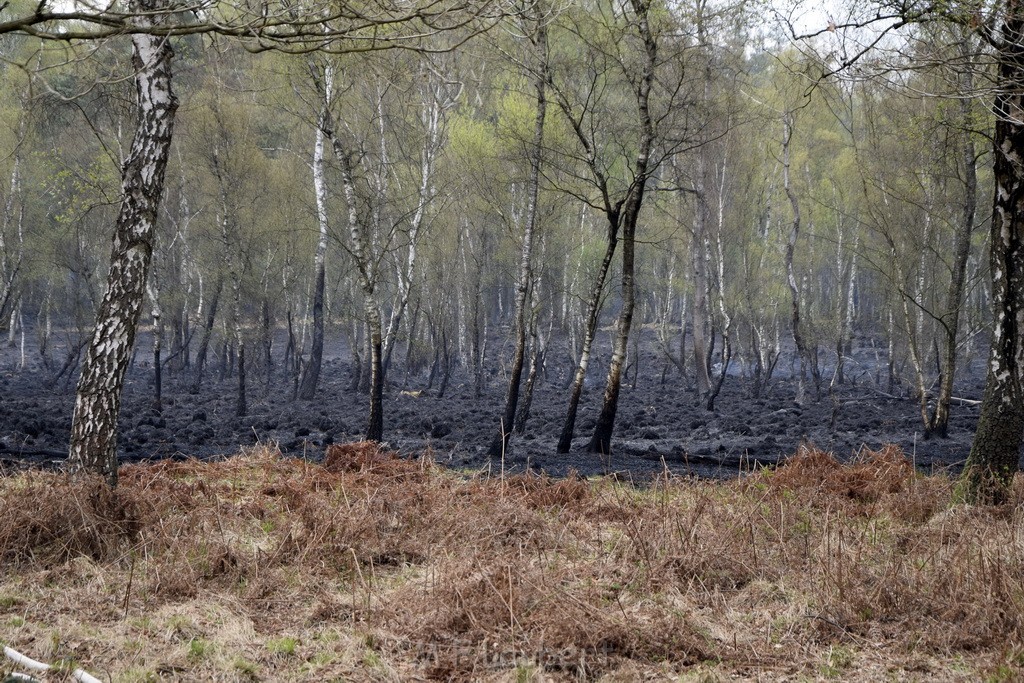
[187,637,212,660]
[267,636,299,656]
[0,0,998,457]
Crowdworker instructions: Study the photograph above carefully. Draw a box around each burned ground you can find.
[0,325,993,478]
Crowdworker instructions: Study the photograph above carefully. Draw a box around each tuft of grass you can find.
[266,636,298,656]
[0,596,21,609]
[233,656,260,680]
[820,645,855,678]
[0,443,1022,680]
[187,638,211,660]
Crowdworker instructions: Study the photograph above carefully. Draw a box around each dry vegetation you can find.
[1,443,1023,681]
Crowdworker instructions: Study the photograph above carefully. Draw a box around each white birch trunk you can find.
[68,7,178,484]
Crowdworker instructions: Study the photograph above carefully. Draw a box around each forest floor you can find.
[1,444,1023,682]
[0,325,1001,479]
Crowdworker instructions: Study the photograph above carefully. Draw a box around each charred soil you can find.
[0,325,997,478]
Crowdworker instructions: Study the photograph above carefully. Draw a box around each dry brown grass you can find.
[1,443,1023,681]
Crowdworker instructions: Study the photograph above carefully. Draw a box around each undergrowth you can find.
[0,442,1022,681]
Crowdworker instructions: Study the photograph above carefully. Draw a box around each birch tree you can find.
[297,62,332,400]
[959,4,1024,502]
[67,0,178,484]
[548,0,676,456]
[488,0,548,457]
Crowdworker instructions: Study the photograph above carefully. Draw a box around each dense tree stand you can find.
[67,9,178,485]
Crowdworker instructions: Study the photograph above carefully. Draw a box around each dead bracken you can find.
[0,443,1022,681]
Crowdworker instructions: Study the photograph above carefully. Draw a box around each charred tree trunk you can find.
[437,323,452,398]
[471,278,485,398]
[514,315,544,435]
[402,298,422,385]
[233,325,246,417]
[68,11,178,485]
[298,262,326,399]
[587,1,656,456]
[190,279,221,394]
[151,292,163,414]
[174,308,189,371]
[285,308,297,378]
[366,305,384,442]
[556,232,617,453]
[262,298,272,388]
[358,325,372,394]
[588,213,637,455]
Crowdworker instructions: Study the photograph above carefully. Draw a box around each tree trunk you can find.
[366,304,384,442]
[299,94,330,400]
[437,323,452,398]
[514,311,545,435]
[402,298,422,385]
[381,71,450,382]
[930,52,978,440]
[236,341,247,416]
[587,0,655,456]
[891,234,931,432]
[68,11,177,485]
[8,299,20,351]
[322,98,386,441]
[707,180,733,411]
[782,111,807,407]
[298,262,326,399]
[471,281,485,398]
[691,186,712,401]
[489,15,547,457]
[835,231,858,387]
[358,324,372,394]
[961,16,1024,503]
[219,193,245,417]
[588,216,637,455]
[190,279,221,394]
[285,308,296,379]
[556,233,617,453]
[0,86,27,333]
[262,298,272,388]
[151,289,163,414]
